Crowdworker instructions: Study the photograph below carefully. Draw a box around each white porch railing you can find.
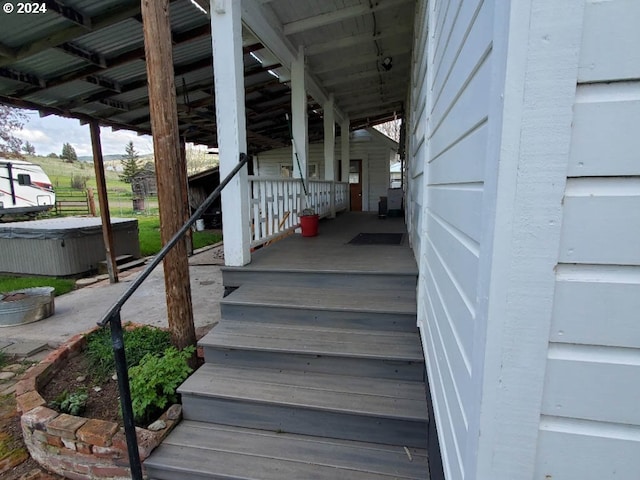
[248,176,349,247]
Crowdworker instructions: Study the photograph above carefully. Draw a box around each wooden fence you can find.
[54,188,96,216]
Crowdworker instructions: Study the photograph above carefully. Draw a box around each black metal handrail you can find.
[97,153,249,479]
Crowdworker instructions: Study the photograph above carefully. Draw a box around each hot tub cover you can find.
[0,217,137,240]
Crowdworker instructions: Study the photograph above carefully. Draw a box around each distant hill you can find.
[77,154,122,163]
[77,154,154,163]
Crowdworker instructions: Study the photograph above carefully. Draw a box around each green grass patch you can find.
[0,350,7,370]
[0,276,75,296]
[193,230,222,250]
[135,215,222,256]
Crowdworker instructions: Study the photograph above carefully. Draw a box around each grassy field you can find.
[27,155,132,193]
[136,216,222,256]
[0,276,76,296]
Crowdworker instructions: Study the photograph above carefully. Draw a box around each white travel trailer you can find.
[0,159,55,218]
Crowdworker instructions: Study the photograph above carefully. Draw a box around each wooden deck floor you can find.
[248,212,417,275]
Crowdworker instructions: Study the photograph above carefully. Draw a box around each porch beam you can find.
[242,0,345,124]
[340,97,405,113]
[210,0,251,266]
[141,0,196,351]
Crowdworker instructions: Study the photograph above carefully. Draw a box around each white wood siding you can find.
[536,2,640,475]
[255,130,392,212]
[409,0,492,478]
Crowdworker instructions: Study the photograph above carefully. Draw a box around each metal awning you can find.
[0,0,414,153]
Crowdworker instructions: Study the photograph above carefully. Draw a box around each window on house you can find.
[17,174,31,185]
[279,163,318,179]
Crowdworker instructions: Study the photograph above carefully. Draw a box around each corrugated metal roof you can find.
[0,0,414,151]
[170,0,210,33]
[100,60,147,83]
[0,12,71,49]
[62,0,126,18]
[24,80,103,105]
[173,37,212,65]
[8,50,88,80]
[72,19,144,57]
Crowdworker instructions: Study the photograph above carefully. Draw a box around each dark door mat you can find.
[348,233,404,245]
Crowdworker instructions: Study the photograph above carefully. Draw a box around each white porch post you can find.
[324,96,336,217]
[324,96,336,181]
[341,119,350,201]
[210,0,250,266]
[291,45,309,210]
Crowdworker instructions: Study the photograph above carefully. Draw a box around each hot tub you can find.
[0,217,140,276]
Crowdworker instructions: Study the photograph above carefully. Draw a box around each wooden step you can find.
[179,363,428,448]
[145,421,428,480]
[201,321,425,380]
[222,266,417,289]
[220,283,418,332]
[115,258,146,272]
[97,254,144,274]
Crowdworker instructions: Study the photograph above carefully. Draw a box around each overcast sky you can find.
[18,110,154,157]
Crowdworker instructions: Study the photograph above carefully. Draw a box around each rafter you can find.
[57,42,106,67]
[242,0,346,124]
[45,0,90,28]
[0,94,151,136]
[0,68,46,87]
[13,22,215,100]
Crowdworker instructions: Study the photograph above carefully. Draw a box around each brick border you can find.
[17,327,182,480]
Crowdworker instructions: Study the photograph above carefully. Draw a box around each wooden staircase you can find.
[145,267,429,479]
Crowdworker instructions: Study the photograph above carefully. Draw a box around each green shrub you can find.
[49,389,88,416]
[129,346,195,425]
[85,325,171,382]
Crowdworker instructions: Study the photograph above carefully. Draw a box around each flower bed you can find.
[15,329,181,480]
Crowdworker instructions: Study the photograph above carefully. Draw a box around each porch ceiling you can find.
[0,0,413,153]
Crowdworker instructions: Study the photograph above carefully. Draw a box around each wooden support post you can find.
[210,0,251,266]
[89,121,118,284]
[141,0,195,351]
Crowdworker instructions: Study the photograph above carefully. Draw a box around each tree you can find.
[60,143,78,163]
[119,141,142,183]
[186,143,218,175]
[374,119,401,142]
[0,105,26,158]
[22,141,36,156]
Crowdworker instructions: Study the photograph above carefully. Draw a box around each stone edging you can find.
[16,328,181,480]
